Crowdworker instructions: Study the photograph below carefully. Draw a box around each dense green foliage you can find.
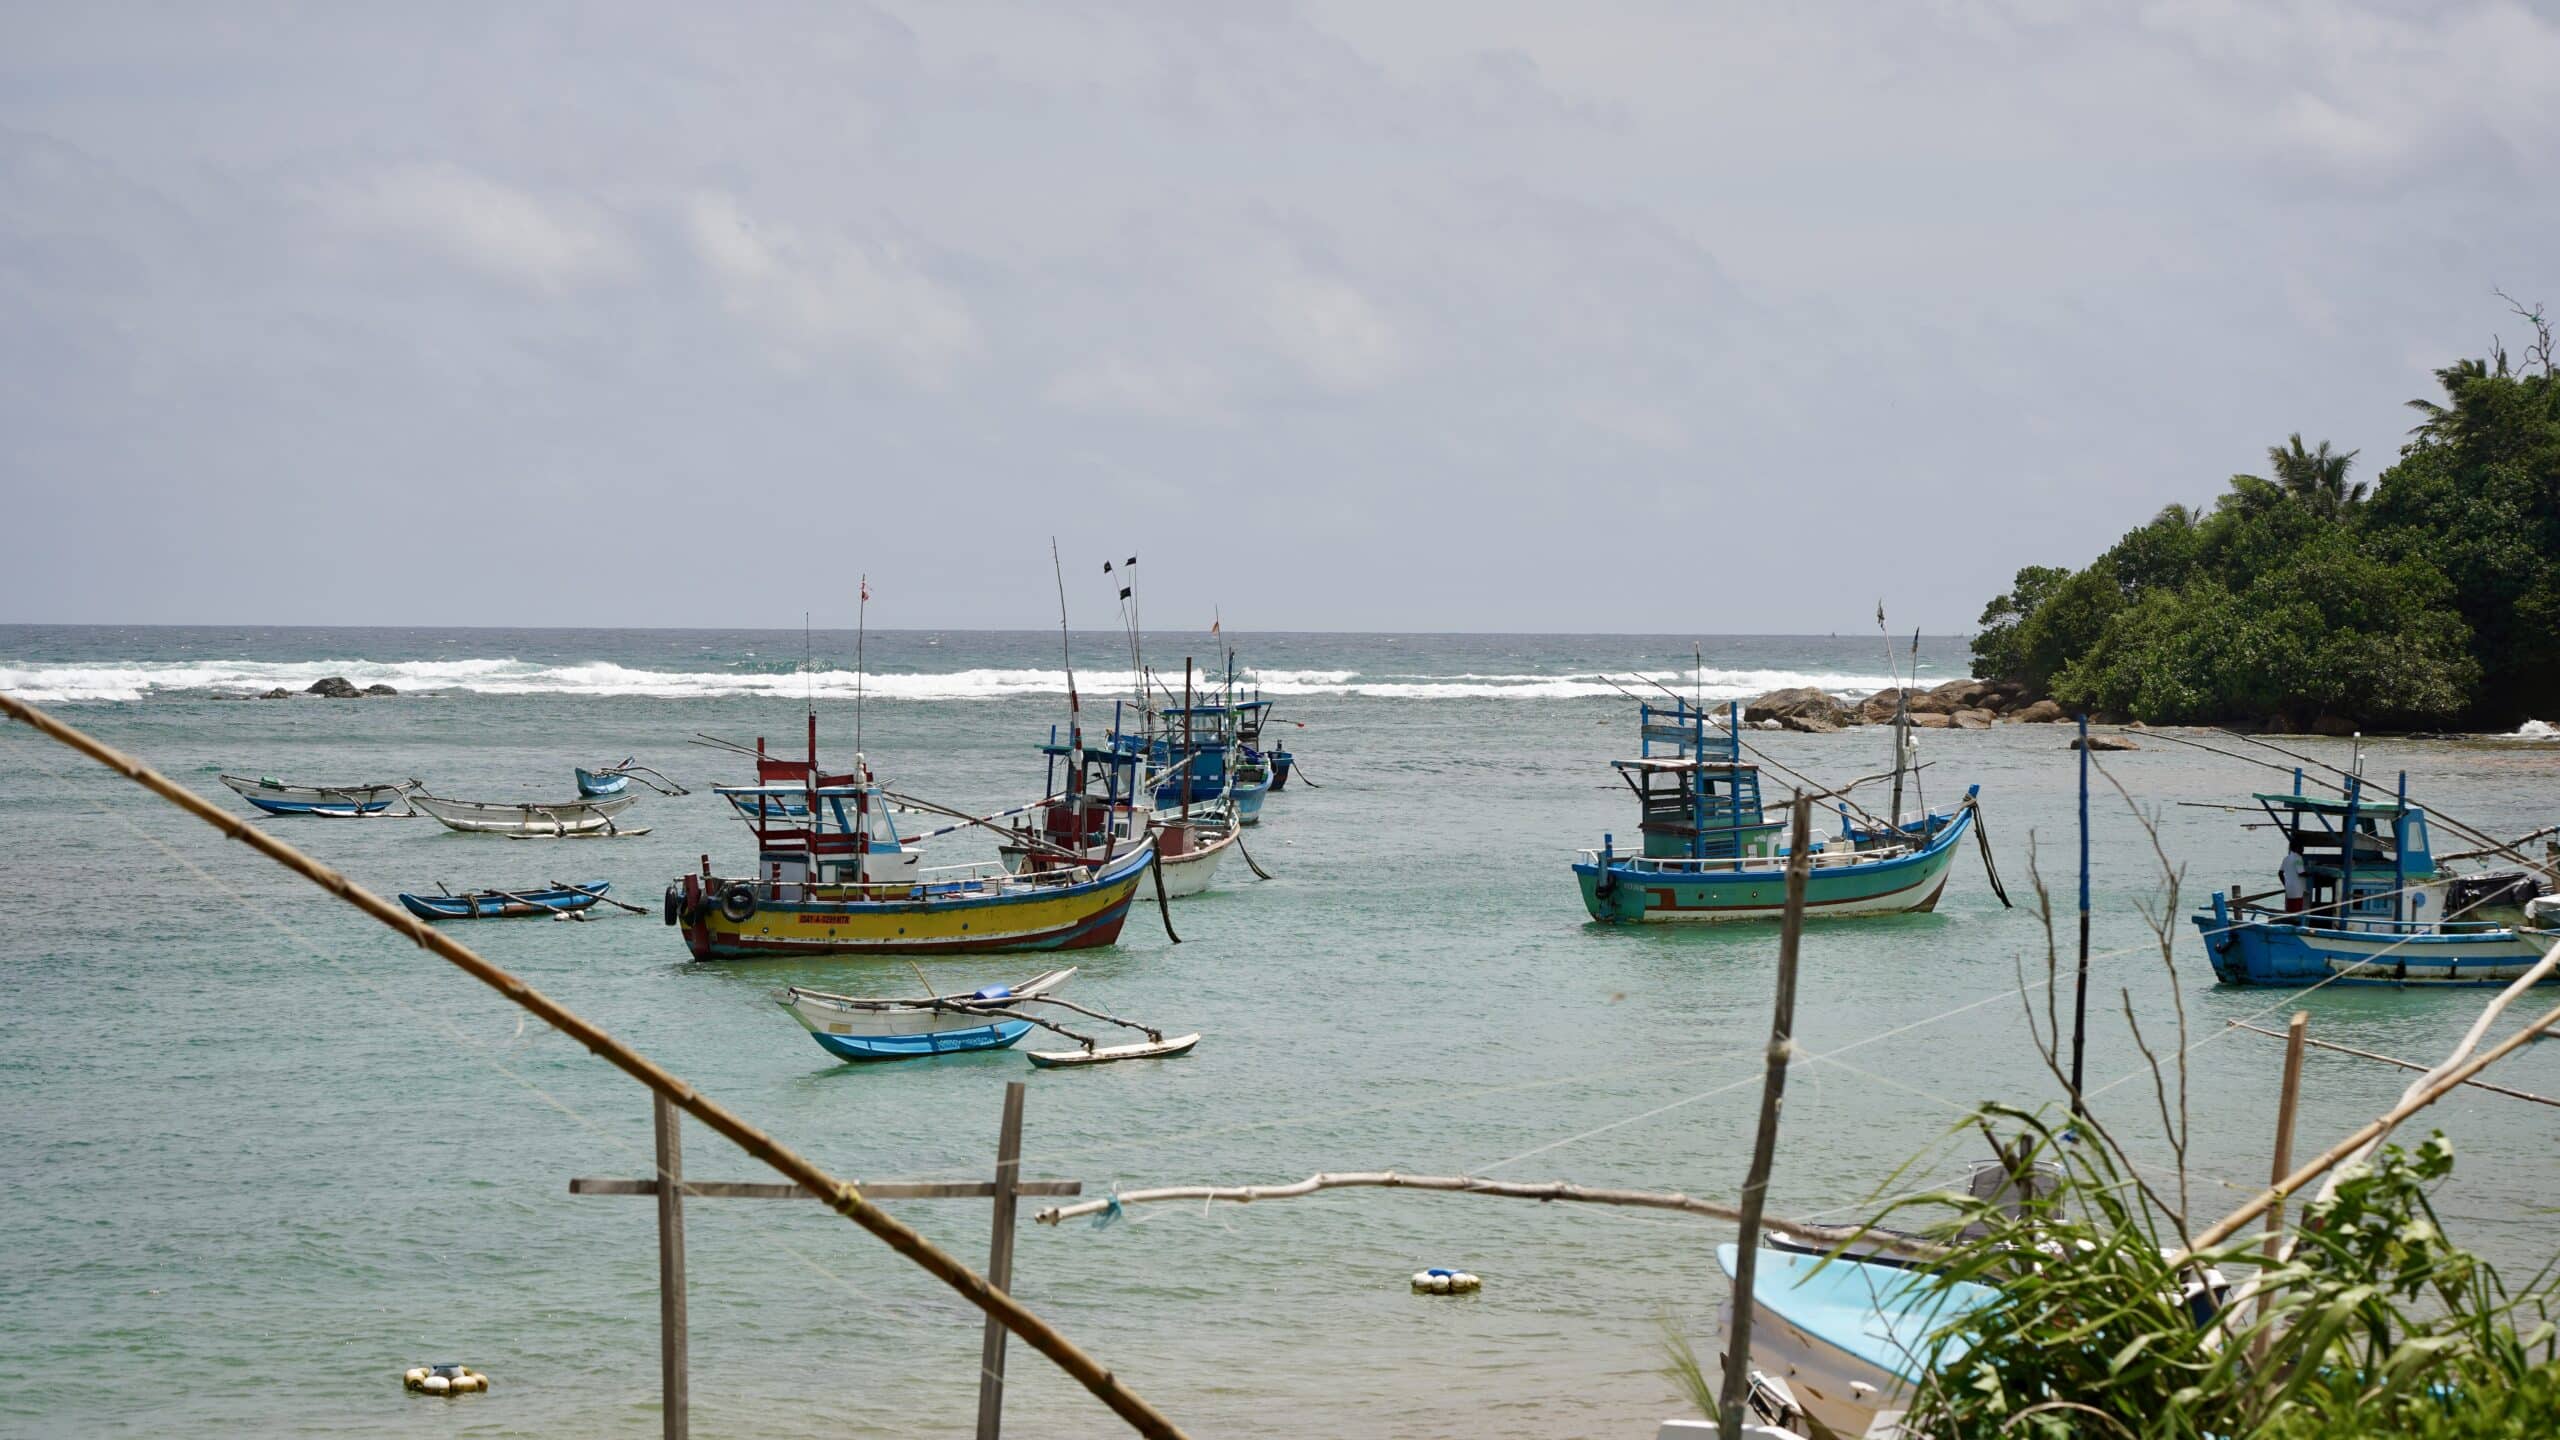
[1972,316,2560,727]
[1890,1113,2560,1440]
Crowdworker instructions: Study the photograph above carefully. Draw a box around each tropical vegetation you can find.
[1971,299,2560,728]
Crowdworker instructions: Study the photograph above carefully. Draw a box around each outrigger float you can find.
[777,965,1199,1065]
[219,774,419,817]
[1573,699,1981,923]
[665,717,1160,961]
[2195,771,2558,987]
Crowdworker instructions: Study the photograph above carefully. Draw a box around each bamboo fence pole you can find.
[0,693,1189,1440]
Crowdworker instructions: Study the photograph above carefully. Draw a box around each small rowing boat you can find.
[778,966,1200,1065]
[218,774,418,817]
[397,880,613,921]
[411,790,643,837]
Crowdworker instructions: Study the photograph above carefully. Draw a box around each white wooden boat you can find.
[781,968,1078,1061]
[411,790,642,837]
[1000,806,1235,898]
[218,774,418,817]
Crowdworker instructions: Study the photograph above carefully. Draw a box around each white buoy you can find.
[421,1375,450,1395]
[403,1368,428,1389]
[552,912,568,922]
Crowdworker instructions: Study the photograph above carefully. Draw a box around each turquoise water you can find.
[4,627,2557,1438]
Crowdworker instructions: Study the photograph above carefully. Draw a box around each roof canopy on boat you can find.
[2252,790,2412,818]
[1611,756,1759,775]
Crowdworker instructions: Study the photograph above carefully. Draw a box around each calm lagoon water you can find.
[3,627,2556,1438]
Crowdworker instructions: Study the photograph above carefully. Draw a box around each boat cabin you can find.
[2249,771,2436,930]
[714,717,917,888]
[1610,700,1783,861]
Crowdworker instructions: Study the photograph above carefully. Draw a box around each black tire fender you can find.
[718,882,757,924]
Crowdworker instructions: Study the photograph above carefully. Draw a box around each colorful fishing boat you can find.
[411,789,643,837]
[996,729,1238,898]
[396,880,612,921]
[2194,772,2557,987]
[665,717,1157,960]
[1572,699,1979,923]
[219,774,418,817]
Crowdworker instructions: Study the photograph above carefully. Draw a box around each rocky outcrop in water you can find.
[305,676,361,698]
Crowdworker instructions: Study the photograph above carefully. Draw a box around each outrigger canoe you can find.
[219,775,418,817]
[411,790,643,837]
[779,966,1200,1065]
[398,880,612,921]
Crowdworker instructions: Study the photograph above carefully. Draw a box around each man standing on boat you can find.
[2279,849,2307,914]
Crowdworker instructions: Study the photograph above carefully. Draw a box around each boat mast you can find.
[1181,658,1194,822]
[1881,604,1909,833]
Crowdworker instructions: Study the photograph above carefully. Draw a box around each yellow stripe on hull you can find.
[685,872,1144,959]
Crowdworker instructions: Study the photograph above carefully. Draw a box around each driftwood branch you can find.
[1034,1171,1948,1260]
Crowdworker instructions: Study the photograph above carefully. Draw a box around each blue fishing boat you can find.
[577,759,687,797]
[779,969,1074,1061]
[219,774,418,817]
[2194,771,2557,987]
[575,767,630,797]
[398,880,612,920]
[1572,699,1980,922]
[1235,698,1296,792]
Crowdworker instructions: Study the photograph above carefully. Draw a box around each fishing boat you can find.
[778,965,1199,1065]
[2194,772,2558,987]
[1716,1243,1997,1438]
[995,730,1238,898]
[411,790,643,837]
[1573,699,1979,923]
[574,768,629,797]
[218,774,418,817]
[665,717,1158,960]
[1236,697,1296,792]
[396,880,612,921]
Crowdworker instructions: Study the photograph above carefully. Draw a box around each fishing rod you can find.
[2213,728,2542,869]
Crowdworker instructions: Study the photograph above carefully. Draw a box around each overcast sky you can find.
[3,2,2555,633]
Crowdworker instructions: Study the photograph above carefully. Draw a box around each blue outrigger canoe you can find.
[219,774,417,817]
[398,880,612,920]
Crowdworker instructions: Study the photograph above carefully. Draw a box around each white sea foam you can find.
[2516,719,2559,740]
[0,658,1908,704]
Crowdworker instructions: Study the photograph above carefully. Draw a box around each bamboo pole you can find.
[0,693,1190,1440]
[2229,1020,2560,1109]
[977,1082,1028,1440]
[1038,1172,1943,1260]
[655,1094,689,1440]
[2172,980,2560,1266]
[1719,792,1816,1438]
[2250,1013,2307,1353]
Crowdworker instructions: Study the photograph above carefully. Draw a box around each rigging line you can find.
[0,699,1190,1440]
[0,728,942,1350]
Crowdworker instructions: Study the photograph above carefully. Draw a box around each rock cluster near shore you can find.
[1742,678,2072,733]
[257,675,397,699]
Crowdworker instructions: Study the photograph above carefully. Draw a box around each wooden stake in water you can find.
[1717,792,1815,1437]
[977,1082,1029,1440]
[2070,713,2093,1116]
[655,1093,689,1440]
[2252,1012,2309,1350]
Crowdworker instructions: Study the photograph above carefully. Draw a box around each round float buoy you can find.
[405,1363,487,1395]
[421,1375,450,1395]
[403,1367,429,1389]
[551,911,567,922]
[1410,1267,1481,1295]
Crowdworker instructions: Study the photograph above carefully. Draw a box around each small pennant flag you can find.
[1119,586,1132,600]
[1126,555,1138,567]
[861,577,871,602]
[1102,561,1112,574]
[1210,618,1221,636]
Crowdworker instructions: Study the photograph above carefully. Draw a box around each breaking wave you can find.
[0,658,1905,705]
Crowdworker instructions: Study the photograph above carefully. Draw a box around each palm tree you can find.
[2405,357,2496,444]
[2264,433,2363,515]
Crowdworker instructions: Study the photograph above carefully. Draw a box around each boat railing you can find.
[1578,845,1912,874]
[2225,902,2519,937]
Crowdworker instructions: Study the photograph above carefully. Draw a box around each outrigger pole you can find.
[2069,713,2093,1119]
[0,693,1190,1440]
